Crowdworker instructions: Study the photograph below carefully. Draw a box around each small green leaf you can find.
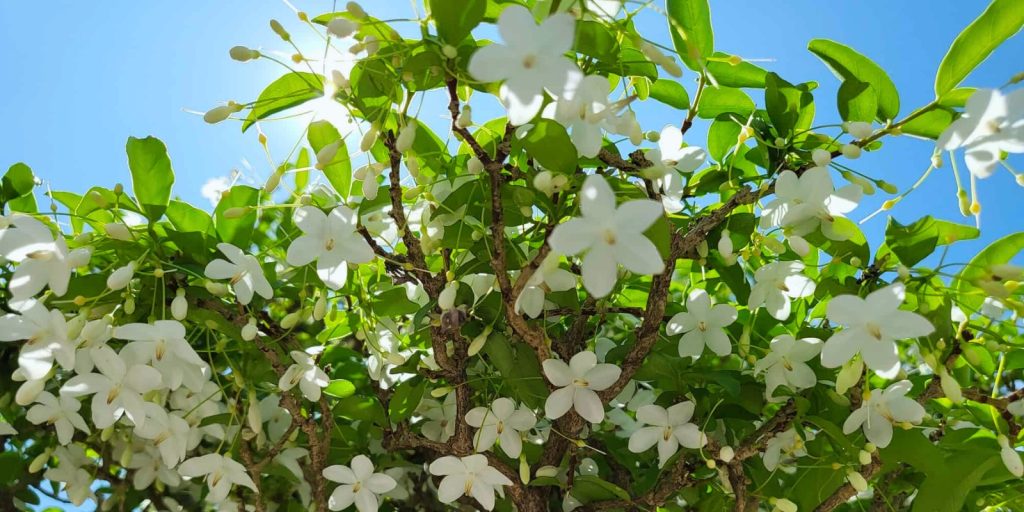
[837,79,878,122]
[571,476,631,503]
[243,72,324,132]
[388,378,426,423]
[522,119,579,173]
[575,21,620,63]
[308,120,353,198]
[696,86,754,119]
[166,200,213,234]
[323,379,356,399]
[126,136,175,221]
[429,0,486,44]
[765,72,815,138]
[900,106,957,140]
[808,39,899,121]
[648,79,690,110]
[666,0,713,71]
[2,162,35,202]
[934,0,1024,97]
[707,117,741,162]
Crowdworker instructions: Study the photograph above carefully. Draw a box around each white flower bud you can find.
[104,222,133,241]
[1000,435,1024,477]
[441,44,458,59]
[204,104,240,124]
[316,141,340,170]
[551,174,569,193]
[360,125,379,152]
[939,368,963,404]
[717,230,734,260]
[281,311,300,329]
[242,318,258,341]
[457,105,473,128]
[841,143,862,160]
[858,449,872,465]
[697,240,709,259]
[770,498,798,512]
[533,171,554,195]
[468,326,492,356]
[719,446,735,463]
[811,148,832,167]
[124,297,136,315]
[171,288,188,320]
[66,314,87,340]
[327,18,357,39]
[313,294,327,321]
[843,121,874,140]
[836,357,863,394]
[247,397,263,435]
[438,282,458,311]
[407,157,421,179]
[536,466,559,478]
[396,123,417,153]
[230,46,260,62]
[263,171,282,195]
[346,1,367,18]
[467,156,484,175]
[846,470,868,492]
[107,262,136,291]
[29,450,51,473]
[206,281,229,297]
[787,235,810,257]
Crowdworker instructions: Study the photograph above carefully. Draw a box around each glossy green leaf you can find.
[901,106,957,140]
[323,379,356,399]
[2,162,35,202]
[214,185,260,247]
[808,39,899,121]
[885,216,978,267]
[522,119,578,174]
[388,378,426,423]
[575,21,620,63]
[934,0,1024,97]
[953,232,1024,313]
[126,136,175,221]
[765,72,815,138]
[707,117,741,162]
[837,79,878,122]
[429,0,485,43]
[648,79,690,110]
[308,120,353,198]
[706,52,768,88]
[571,476,631,503]
[696,86,754,119]
[166,200,213,234]
[243,72,324,132]
[666,0,713,71]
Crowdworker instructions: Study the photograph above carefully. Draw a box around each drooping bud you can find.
[858,449,872,465]
[206,281,229,297]
[171,288,188,320]
[841,143,862,159]
[327,18,357,39]
[467,156,484,175]
[104,222,133,241]
[846,470,868,492]
[230,46,260,62]
[456,105,473,128]
[441,44,458,59]
[957,189,971,216]
[316,141,341,170]
[787,235,810,257]
[29,450,51,473]
[107,262,136,291]
[877,180,898,194]
[719,446,735,463]
[203,102,243,124]
[264,171,283,194]
[242,318,258,341]
[396,122,417,153]
[223,206,249,219]
[281,311,301,330]
[533,171,554,196]
[939,368,963,403]
[346,1,367,18]
[438,282,458,310]
[123,297,136,315]
[717,229,735,262]
[843,121,874,140]
[269,19,291,41]
[468,326,492,356]
[999,435,1024,477]
[836,357,863,394]
[811,148,832,167]
[360,124,379,152]
[313,294,327,321]
[247,396,263,435]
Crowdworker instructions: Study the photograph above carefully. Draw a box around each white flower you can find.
[466,397,537,458]
[543,73,632,157]
[759,167,861,241]
[280,350,330,402]
[548,174,665,298]
[0,214,90,298]
[467,5,578,125]
[204,242,273,305]
[178,453,258,503]
[323,455,397,512]
[627,402,706,468]
[515,255,577,318]
[747,261,816,321]
[428,454,513,511]
[842,380,925,448]
[116,320,207,392]
[754,335,822,400]
[0,299,76,380]
[762,427,811,471]
[60,345,162,429]
[26,391,89,445]
[44,446,95,506]
[645,125,707,179]
[937,88,1024,178]
[999,435,1023,478]
[543,350,621,423]
[274,447,308,480]
[666,289,737,359]
[419,392,457,442]
[126,447,182,490]
[821,283,934,378]
[134,405,193,468]
[287,206,374,290]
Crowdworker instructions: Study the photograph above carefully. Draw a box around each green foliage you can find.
[808,38,900,121]
[126,136,175,221]
[934,0,1024,97]
[666,0,713,71]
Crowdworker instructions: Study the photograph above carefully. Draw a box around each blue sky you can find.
[2,1,1021,509]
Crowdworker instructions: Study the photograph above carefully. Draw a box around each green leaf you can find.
[696,86,754,119]
[334,395,386,424]
[706,52,768,88]
[707,117,741,162]
[349,59,398,121]
[0,452,23,485]
[886,215,979,266]
[166,200,213,234]
[808,39,899,121]
[522,119,578,174]
[764,72,815,138]
[648,79,690,110]
[388,378,426,423]
[214,185,260,247]
[323,379,356,399]
[243,72,324,132]
[837,79,878,122]
[2,162,35,202]
[480,332,549,408]
[666,0,713,71]
[901,106,957,140]
[369,287,420,316]
[429,0,485,44]
[126,136,175,221]
[934,0,1024,97]
[953,232,1024,313]
[571,476,631,503]
[308,121,353,198]
[575,21,620,63]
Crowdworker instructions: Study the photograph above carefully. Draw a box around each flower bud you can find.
[204,103,242,124]
[877,180,898,194]
[881,199,898,211]
[29,451,51,473]
[843,121,874,140]
[438,282,458,310]
[717,229,734,260]
[396,123,417,153]
[430,386,452,398]
[811,148,832,167]
[457,105,473,128]
[787,235,810,257]
[360,125,379,152]
[772,498,798,512]
[120,448,133,468]
[242,318,258,341]
[247,397,263,435]
[281,311,300,330]
[327,18,357,38]
[858,449,872,465]
[316,141,341,170]
[533,171,554,195]
[124,297,136,315]
[441,44,458,59]
[836,357,863,394]
[223,206,249,219]
[897,265,910,280]
[264,171,282,194]
[313,294,327,321]
[467,156,484,175]
[469,326,492,356]
[939,368,963,403]
[347,1,367,18]
[206,281,229,297]
[230,46,260,62]
[107,262,136,291]
[999,435,1024,477]
[407,157,421,179]
[270,19,290,41]
[1017,174,1024,187]
[172,288,188,320]
[104,222,133,241]
[841,143,862,159]
[697,240,709,259]
[705,459,716,469]
[846,470,868,492]
[719,446,735,463]
[849,256,862,268]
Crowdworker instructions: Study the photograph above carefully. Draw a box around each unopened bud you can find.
[281,311,300,330]
[849,256,862,267]
[880,199,897,211]
[877,180,898,194]
[104,222,133,241]
[441,44,458,59]
[841,143,862,159]
[230,46,260,62]
[846,470,868,492]
[316,141,341,170]
[430,386,452,398]
[264,171,282,194]
[327,18,357,39]
[107,262,136,291]
[204,102,243,124]
[858,449,872,465]
[811,148,832,167]
[456,105,473,128]
[843,121,873,140]
[957,189,971,216]
[438,282,458,310]
[396,123,417,153]
[313,294,327,321]
[223,206,249,219]
[29,451,51,473]
[719,446,735,463]
[171,289,188,320]
[124,297,136,315]
[360,125,379,152]
[206,281,229,297]
[346,1,367,18]
[242,318,258,341]
[467,156,484,175]
[270,19,291,41]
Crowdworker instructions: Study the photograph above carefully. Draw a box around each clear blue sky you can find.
[2,1,1021,509]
